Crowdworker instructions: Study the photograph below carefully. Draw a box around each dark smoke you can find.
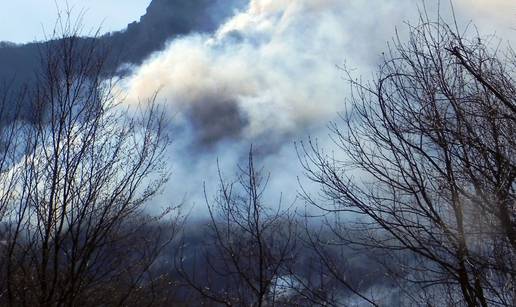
[187,98,249,148]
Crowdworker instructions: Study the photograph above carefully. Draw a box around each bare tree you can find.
[0,14,180,307]
[177,148,299,306]
[300,11,515,307]
[0,82,26,225]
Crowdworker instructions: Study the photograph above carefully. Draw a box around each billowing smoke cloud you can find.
[120,0,514,213]
[124,0,411,149]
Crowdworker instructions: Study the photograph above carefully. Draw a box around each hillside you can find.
[0,0,245,123]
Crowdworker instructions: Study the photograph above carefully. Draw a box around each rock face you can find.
[0,0,246,123]
[104,0,245,67]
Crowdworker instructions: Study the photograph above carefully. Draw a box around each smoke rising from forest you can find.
[0,1,513,305]
[120,0,513,212]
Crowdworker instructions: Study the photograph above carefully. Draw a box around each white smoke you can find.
[123,0,416,146]
[120,0,514,213]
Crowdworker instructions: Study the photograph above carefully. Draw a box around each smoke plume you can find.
[121,0,514,212]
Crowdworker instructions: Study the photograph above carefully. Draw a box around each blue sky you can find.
[0,0,152,43]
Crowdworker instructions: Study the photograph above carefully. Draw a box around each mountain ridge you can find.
[0,0,246,123]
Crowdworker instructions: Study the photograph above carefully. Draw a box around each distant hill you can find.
[0,0,246,123]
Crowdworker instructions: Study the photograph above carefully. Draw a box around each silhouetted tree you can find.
[301,11,515,307]
[177,148,299,306]
[0,14,180,307]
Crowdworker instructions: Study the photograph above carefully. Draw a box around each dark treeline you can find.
[0,6,514,307]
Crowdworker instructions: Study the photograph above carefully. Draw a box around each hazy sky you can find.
[0,0,152,43]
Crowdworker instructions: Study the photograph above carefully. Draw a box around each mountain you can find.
[0,0,246,123]
[97,0,246,70]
